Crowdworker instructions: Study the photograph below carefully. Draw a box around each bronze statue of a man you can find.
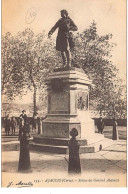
[48,10,78,67]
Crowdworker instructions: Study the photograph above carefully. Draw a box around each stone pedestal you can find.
[42,67,94,138]
[30,67,113,154]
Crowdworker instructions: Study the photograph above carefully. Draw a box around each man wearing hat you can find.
[19,110,28,138]
[20,110,27,123]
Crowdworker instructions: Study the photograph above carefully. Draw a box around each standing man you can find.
[20,110,27,124]
[97,117,105,134]
[4,114,11,136]
[48,10,78,67]
[10,116,17,135]
[19,110,28,139]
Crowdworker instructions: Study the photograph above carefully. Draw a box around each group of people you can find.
[4,114,17,136]
[4,110,39,137]
[97,117,118,139]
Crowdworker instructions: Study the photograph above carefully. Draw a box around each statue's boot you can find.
[67,59,72,68]
[66,50,72,68]
[63,59,67,66]
[61,52,67,67]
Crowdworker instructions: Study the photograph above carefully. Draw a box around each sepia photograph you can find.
[1,0,127,188]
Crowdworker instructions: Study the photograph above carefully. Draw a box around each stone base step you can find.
[2,141,19,151]
[33,135,87,146]
[29,142,94,154]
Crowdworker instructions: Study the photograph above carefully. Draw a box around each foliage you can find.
[2,29,61,113]
[72,21,126,118]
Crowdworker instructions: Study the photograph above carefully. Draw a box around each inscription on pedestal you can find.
[50,92,69,113]
[51,78,64,92]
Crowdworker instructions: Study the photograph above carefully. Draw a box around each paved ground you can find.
[2,140,127,173]
[1,125,127,187]
[1,139,127,187]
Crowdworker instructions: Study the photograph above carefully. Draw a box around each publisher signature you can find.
[25,7,37,24]
[7,181,33,188]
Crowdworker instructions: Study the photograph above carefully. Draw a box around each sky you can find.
[2,0,126,103]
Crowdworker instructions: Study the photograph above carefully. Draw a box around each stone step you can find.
[2,141,19,151]
[29,142,94,154]
[33,135,87,146]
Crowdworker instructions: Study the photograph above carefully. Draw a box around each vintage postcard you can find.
[1,0,127,188]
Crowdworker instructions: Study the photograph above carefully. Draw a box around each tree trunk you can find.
[29,70,37,115]
[112,102,118,140]
[33,85,37,114]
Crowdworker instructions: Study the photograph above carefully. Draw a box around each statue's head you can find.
[60,9,68,18]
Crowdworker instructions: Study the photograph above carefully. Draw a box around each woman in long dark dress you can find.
[18,126,31,172]
[68,128,81,174]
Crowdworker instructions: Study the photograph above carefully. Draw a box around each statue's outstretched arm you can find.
[48,20,59,37]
